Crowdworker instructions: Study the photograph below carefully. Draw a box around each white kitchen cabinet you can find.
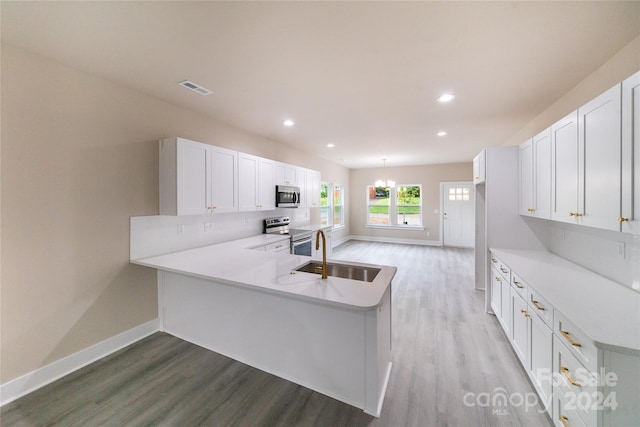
[306,169,321,208]
[296,167,307,207]
[265,240,290,254]
[622,71,640,234]
[490,266,502,318]
[275,162,297,186]
[238,153,275,212]
[529,310,553,412]
[551,111,579,224]
[210,146,238,213]
[519,139,534,216]
[473,150,486,184]
[578,84,622,231]
[526,128,552,219]
[159,137,237,216]
[511,289,529,366]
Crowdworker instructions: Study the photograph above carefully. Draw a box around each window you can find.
[367,184,422,227]
[320,183,330,225]
[448,186,470,201]
[320,182,344,227]
[333,184,344,227]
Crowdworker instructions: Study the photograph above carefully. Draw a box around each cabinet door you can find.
[530,313,553,410]
[500,278,511,335]
[296,167,307,207]
[578,84,622,231]
[511,291,529,366]
[176,139,211,215]
[622,71,640,234]
[473,150,486,184]
[490,267,502,318]
[210,146,237,213]
[307,169,321,208]
[257,157,275,210]
[519,139,534,216]
[551,111,579,223]
[238,153,259,212]
[534,128,552,219]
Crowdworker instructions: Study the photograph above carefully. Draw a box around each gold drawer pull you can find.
[569,212,583,217]
[560,330,582,347]
[275,244,283,249]
[560,415,570,427]
[513,280,524,289]
[500,267,508,274]
[531,300,545,311]
[528,208,535,213]
[561,366,582,387]
[618,217,629,222]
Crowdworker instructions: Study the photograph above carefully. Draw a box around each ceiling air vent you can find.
[179,80,213,96]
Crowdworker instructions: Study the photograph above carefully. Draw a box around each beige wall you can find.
[0,44,349,383]
[504,35,640,147]
[349,163,472,242]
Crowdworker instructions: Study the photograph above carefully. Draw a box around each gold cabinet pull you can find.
[491,257,497,263]
[531,300,545,311]
[569,212,583,217]
[520,309,530,318]
[560,330,582,347]
[495,276,501,282]
[500,267,508,274]
[574,213,583,217]
[513,280,524,289]
[618,217,629,222]
[560,415,570,427]
[561,366,582,387]
[527,208,535,213]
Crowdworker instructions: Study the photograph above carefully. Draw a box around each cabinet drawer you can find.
[528,287,554,327]
[265,240,290,253]
[554,312,599,373]
[554,336,598,427]
[511,271,527,298]
[555,387,588,427]
[490,253,511,282]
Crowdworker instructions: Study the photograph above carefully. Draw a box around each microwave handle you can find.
[293,192,298,204]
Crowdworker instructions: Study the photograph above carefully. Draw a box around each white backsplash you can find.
[130,208,311,260]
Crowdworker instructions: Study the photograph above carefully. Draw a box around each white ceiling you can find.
[2,1,639,169]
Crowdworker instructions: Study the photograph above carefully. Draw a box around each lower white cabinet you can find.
[490,250,640,427]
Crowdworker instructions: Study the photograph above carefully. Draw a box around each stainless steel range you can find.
[263,216,313,256]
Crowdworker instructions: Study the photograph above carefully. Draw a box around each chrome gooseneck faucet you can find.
[315,229,328,279]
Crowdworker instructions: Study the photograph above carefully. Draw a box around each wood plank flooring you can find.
[1,241,552,426]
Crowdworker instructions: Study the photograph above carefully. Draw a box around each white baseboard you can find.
[0,319,159,407]
[347,235,443,246]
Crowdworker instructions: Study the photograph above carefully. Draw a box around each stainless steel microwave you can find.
[275,185,301,208]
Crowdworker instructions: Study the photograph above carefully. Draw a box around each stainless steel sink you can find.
[294,260,380,282]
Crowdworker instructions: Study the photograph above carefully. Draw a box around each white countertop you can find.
[132,234,396,310]
[491,248,640,355]
[293,224,333,232]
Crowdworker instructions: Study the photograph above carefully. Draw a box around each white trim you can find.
[348,235,442,246]
[365,225,425,231]
[331,234,351,248]
[0,319,159,407]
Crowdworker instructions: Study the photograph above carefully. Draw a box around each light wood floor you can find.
[1,241,552,426]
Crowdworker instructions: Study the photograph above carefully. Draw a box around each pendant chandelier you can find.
[374,159,395,189]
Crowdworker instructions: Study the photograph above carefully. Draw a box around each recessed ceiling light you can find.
[283,119,295,127]
[327,143,335,148]
[437,131,448,136]
[436,93,455,103]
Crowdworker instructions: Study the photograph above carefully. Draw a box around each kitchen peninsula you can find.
[131,234,396,416]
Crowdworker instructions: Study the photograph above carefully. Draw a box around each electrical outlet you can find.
[177,224,184,234]
[204,222,213,232]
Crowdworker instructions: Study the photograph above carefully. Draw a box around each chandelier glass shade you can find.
[374,159,395,189]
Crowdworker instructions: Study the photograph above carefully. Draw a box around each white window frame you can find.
[366,184,424,229]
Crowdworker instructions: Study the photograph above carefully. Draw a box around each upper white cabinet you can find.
[159,137,237,216]
[551,111,579,224]
[520,129,551,219]
[519,139,534,216]
[622,71,640,234]
[473,150,486,184]
[578,84,622,231]
[306,169,321,208]
[275,162,298,186]
[238,153,275,212]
